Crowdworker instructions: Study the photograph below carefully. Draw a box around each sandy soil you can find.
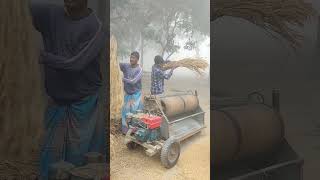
[110,74,211,180]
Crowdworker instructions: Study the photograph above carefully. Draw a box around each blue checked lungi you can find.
[40,93,106,179]
[121,91,143,134]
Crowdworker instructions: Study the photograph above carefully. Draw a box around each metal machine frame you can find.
[124,90,206,168]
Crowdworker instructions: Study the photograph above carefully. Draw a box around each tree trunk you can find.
[165,51,175,61]
[161,47,166,57]
[195,46,200,57]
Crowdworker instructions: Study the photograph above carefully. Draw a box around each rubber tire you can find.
[126,142,138,150]
[160,137,181,168]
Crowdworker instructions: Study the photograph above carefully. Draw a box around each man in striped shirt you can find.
[151,55,178,95]
[120,51,143,134]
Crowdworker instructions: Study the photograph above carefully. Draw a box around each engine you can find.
[127,113,162,143]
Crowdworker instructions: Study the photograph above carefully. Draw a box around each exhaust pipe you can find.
[272,89,280,112]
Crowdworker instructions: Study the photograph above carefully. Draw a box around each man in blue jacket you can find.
[119,51,143,134]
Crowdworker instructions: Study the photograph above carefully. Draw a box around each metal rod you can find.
[169,112,205,124]
[272,89,280,112]
[317,16,320,48]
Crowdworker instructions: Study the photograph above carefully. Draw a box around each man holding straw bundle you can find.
[151,55,178,95]
[120,51,144,134]
[30,0,106,179]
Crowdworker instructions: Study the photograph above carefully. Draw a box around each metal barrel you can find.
[213,104,285,167]
[160,95,199,117]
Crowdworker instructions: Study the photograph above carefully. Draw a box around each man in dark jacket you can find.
[30,0,107,178]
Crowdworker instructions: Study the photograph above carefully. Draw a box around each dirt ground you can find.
[110,73,211,180]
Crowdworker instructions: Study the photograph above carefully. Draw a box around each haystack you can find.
[211,0,316,50]
[110,36,124,134]
[0,0,44,177]
[0,0,43,160]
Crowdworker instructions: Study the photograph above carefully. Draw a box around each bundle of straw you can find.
[211,0,316,50]
[163,58,209,75]
[110,36,124,131]
[0,0,44,162]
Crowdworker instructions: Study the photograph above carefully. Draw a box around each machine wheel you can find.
[126,142,138,150]
[160,137,181,168]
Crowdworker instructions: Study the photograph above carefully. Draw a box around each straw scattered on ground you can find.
[163,58,209,75]
[110,134,122,160]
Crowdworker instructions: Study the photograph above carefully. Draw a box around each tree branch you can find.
[165,51,175,60]
[162,9,177,56]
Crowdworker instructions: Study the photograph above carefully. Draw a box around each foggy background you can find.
[111,0,210,78]
[212,1,320,179]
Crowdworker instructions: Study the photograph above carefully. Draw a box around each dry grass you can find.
[163,58,209,75]
[212,0,316,50]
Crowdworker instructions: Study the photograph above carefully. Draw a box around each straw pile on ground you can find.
[0,0,44,178]
[211,0,316,50]
[163,58,209,75]
[0,151,39,179]
[110,36,124,134]
[110,134,122,160]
